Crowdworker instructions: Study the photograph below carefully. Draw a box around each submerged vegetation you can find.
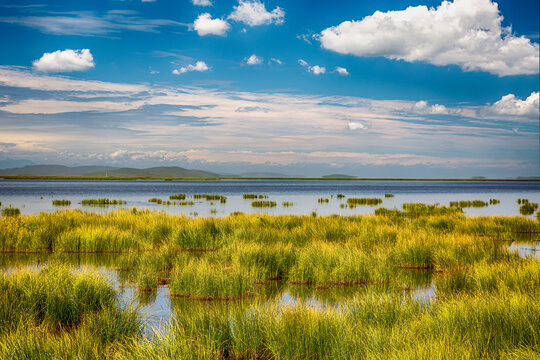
[0,208,539,358]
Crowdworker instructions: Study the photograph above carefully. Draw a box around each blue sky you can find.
[0,0,538,177]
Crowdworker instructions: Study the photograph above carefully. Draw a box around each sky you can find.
[0,0,538,178]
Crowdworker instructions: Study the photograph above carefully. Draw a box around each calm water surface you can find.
[1,179,539,217]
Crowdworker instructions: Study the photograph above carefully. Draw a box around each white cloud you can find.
[245,54,262,65]
[228,0,284,26]
[270,58,282,65]
[32,49,94,73]
[335,66,349,76]
[172,61,209,74]
[309,65,326,75]
[489,92,539,117]
[298,59,326,75]
[319,0,539,76]
[192,0,212,6]
[412,100,449,115]
[193,13,230,36]
[347,122,366,130]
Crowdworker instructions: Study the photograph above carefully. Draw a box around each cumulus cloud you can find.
[193,13,230,36]
[245,54,262,65]
[32,49,95,73]
[319,0,539,76]
[347,122,366,130]
[412,100,449,115]
[298,59,325,75]
[192,0,212,6]
[172,61,209,74]
[228,0,284,26]
[489,92,539,117]
[335,66,349,76]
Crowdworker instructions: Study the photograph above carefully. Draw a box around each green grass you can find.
[52,199,71,206]
[282,201,293,207]
[193,194,227,203]
[317,198,329,203]
[384,193,394,198]
[520,202,539,215]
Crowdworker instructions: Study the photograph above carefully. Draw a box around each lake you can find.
[1,179,539,217]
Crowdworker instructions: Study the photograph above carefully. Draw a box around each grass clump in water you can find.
[193,194,227,203]
[81,198,126,206]
[520,201,539,215]
[489,198,500,205]
[318,198,330,204]
[52,199,71,206]
[252,201,277,208]
[1,206,20,217]
[282,201,293,207]
[347,198,383,206]
[384,193,394,198]
[169,193,186,200]
[169,258,253,300]
[243,194,268,199]
[148,198,163,204]
[449,200,489,208]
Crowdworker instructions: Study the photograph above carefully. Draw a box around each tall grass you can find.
[81,198,126,205]
[52,199,71,206]
[1,206,20,217]
[252,201,277,208]
[347,198,382,206]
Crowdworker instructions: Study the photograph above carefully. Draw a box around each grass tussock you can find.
[1,206,20,217]
[347,198,383,206]
[52,199,71,206]
[252,201,277,208]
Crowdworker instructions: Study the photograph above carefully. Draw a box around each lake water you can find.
[1,179,539,217]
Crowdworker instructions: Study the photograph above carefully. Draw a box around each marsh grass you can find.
[1,209,539,359]
[384,194,394,198]
[318,198,329,204]
[52,199,71,206]
[282,202,293,207]
[520,202,539,215]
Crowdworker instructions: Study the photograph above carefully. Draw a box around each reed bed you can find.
[384,193,394,198]
[317,198,329,204]
[282,202,293,207]
[520,201,539,215]
[52,199,71,206]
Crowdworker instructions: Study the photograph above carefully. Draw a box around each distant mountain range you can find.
[0,165,220,178]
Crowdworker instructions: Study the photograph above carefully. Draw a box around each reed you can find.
[52,199,71,206]
[318,198,330,203]
[489,198,500,205]
[148,198,163,204]
[449,200,489,208]
[520,202,538,215]
[282,201,293,207]
[384,193,394,198]
[336,194,346,199]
